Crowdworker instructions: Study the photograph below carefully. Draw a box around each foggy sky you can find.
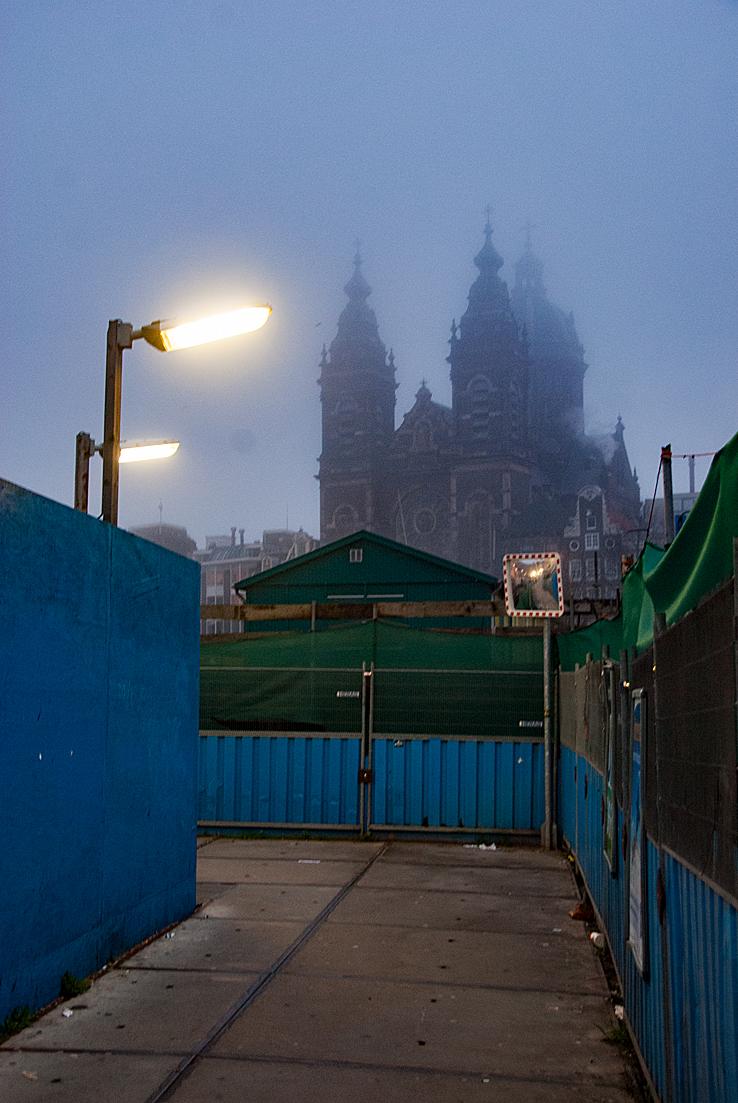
[2,1,737,546]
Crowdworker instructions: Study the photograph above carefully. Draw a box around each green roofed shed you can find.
[232,530,499,630]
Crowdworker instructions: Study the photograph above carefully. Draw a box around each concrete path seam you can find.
[142,841,389,1103]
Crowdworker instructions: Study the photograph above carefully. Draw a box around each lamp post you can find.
[99,305,271,524]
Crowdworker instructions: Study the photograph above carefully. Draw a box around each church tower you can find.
[510,232,586,455]
[448,218,532,572]
[318,247,397,542]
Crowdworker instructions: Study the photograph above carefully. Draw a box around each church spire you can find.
[448,216,530,459]
[318,246,397,544]
[344,239,371,303]
[473,209,504,276]
[459,215,518,340]
[332,243,384,349]
[514,222,544,295]
[510,235,586,444]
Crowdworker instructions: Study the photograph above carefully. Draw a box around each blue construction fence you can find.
[199,658,545,836]
[557,578,738,1103]
[0,480,201,1023]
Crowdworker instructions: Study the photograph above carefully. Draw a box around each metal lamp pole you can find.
[101,320,133,525]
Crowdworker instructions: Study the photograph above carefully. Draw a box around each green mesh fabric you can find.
[556,613,625,671]
[200,620,543,733]
[201,619,543,671]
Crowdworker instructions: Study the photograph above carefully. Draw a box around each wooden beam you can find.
[201,599,505,622]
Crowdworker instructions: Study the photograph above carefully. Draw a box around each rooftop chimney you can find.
[239,528,245,545]
[230,526,236,545]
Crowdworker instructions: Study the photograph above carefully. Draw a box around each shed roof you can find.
[234,529,498,594]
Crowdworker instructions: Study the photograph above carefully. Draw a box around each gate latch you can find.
[358,768,373,784]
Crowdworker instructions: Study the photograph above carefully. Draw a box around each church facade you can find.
[317,221,641,599]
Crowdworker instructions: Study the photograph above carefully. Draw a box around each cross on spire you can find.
[523,219,536,252]
[484,204,493,240]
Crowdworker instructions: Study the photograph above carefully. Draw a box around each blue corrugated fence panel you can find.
[371,738,544,830]
[620,838,668,1100]
[199,734,361,826]
[558,744,738,1103]
[665,852,738,1103]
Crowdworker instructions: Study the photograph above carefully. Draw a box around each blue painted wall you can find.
[0,480,200,1021]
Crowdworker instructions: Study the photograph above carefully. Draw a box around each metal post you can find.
[661,444,675,546]
[101,319,133,525]
[543,618,554,849]
[688,454,695,495]
[359,664,374,836]
[74,432,95,512]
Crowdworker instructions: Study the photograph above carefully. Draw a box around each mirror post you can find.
[543,618,554,850]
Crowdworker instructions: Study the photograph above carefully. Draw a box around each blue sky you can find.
[2,0,736,543]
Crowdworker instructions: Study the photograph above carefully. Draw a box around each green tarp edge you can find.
[558,428,738,670]
[556,543,664,670]
[644,430,738,624]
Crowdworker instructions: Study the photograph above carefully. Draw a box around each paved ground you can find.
[0,839,636,1101]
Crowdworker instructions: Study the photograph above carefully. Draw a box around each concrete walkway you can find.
[1,839,636,1101]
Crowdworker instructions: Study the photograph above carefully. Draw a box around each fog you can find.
[2,1,736,546]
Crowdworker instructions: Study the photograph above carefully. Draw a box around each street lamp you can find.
[75,433,181,513]
[100,305,271,524]
[118,440,181,464]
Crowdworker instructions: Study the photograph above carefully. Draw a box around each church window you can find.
[586,512,597,530]
[413,508,436,535]
[349,547,363,563]
[414,420,433,451]
[333,504,357,530]
[335,398,358,446]
[468,376,491,438]
[569,540,580,552]
[569,559,582,581]
[584,532,599,551]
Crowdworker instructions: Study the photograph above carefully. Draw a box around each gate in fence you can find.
[199,663,544,836]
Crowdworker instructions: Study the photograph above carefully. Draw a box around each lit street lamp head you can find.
[118,440,180,464]
[101,301,271,525]
[136,305,272,352]
[75,434,180,512]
